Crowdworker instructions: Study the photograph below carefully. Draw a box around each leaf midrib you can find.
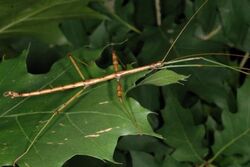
[175,108,204,162]
[0,0,79,33]
[209,128,250,163]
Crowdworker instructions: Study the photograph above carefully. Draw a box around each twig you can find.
[155,0,161,26]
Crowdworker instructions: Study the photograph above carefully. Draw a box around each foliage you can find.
[0,0,250,167]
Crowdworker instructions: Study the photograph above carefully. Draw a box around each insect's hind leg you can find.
[67,53,85,80]
[111,50,124,102]
[55,88,85,114]
[54,53,88,114]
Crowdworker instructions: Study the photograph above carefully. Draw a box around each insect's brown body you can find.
[4,61,163,98]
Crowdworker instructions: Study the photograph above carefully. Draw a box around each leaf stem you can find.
[207,129,250,164]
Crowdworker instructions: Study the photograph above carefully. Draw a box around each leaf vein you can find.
[0,0,80,33]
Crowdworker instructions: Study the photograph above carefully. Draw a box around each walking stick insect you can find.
[2,0,250,166]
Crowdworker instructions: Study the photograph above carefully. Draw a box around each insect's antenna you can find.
[162,57,249,75]
[161,0,208,63]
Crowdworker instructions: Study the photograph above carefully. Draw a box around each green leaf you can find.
[70,46,106,79]
[182,66,237,112]
[89,19,131,48]
[0,50,159,167]
[60,20,90,48]
[128,85,161,111]
[139,69,188,86]
[0,0,103,43]
[89,21,109,48]
[212,77,250,163]
[162,155,192,167]
[130,151,159,167]
[133,0,156,27]
[117,135,167,159]
[215,154,250,167]
[158,89,207,163]
[89,1,141,33]
[137,27,170,64]
[216,0,250,52]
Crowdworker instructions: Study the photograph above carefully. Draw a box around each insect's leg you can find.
[116,79,123,102]
[14,54,88,165]
[112,50,119,72]
[111,50,124,102]
[67,53,85,80]
[13,88,86,166]
[56,52,91,113]
[55,88,85,114]
[111,50,139,126]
